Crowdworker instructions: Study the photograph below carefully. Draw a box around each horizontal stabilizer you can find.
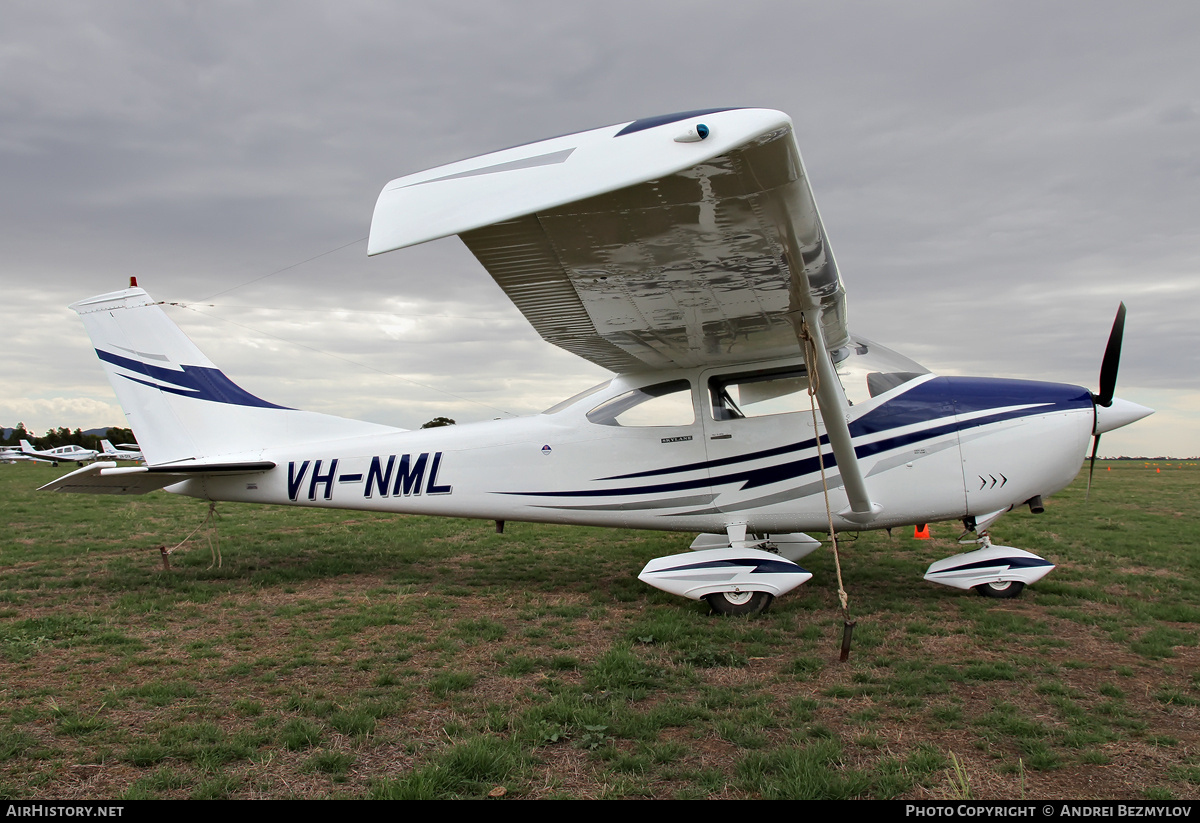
[39,461,275,495]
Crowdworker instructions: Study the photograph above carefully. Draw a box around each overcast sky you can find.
[2,1,1195,457]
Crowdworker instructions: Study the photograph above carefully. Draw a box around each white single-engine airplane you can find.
[100,440,144,462]
[43,108,1153,614]
[21,439,99,467]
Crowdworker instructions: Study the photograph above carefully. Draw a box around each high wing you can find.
[368,108,847,372]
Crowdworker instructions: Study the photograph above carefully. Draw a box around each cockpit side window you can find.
[709,366,810,420]
[586,380,695,427]
[866,371,926,398]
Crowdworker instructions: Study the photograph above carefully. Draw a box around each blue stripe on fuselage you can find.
[852,377,1091,435]
[602,377,1090,483]
[503,377,1092,499]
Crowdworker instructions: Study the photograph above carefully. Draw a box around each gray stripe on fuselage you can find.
[672,435,959,516]
[865,435,959,477]
[529,492,717,512]
[673,478,837,516]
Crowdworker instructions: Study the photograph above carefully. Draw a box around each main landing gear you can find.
[639,525,1055,612]
[638,531,817,616]
[705,590,775,616]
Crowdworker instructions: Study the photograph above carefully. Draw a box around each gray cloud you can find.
[2,1,1195,455]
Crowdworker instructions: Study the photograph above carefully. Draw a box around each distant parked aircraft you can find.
[1,446,34,464]
[19,439,99,467]
[100,440,144,462]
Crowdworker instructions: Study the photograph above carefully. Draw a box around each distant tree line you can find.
[1,423,137,451]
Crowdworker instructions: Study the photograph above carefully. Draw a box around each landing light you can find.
[674,123,710,143]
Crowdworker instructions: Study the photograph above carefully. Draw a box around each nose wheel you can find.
[974,580,1025,599]
[705,590,774,616]
[925,539,1052,596]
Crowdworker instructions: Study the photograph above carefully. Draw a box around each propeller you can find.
[1086,302,1126,499]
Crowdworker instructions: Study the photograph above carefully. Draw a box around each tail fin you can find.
[19,439,35,453]
[72,287,400,465]
[100,440,115,454]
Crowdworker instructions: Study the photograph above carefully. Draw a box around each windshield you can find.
[835,338,929,406]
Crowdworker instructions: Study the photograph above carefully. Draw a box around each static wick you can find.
[840,620,857,662]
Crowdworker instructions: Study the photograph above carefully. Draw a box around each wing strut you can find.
[796,311,879,523]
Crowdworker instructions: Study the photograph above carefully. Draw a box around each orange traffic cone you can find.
[914,524,930,540]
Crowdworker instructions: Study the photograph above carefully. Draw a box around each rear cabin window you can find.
[542,379,613,414]
[586,380,695,427]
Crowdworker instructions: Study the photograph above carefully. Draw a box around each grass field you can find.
[1,460,1198,799]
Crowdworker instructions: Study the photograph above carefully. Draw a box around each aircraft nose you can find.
[1094,396,1154,435]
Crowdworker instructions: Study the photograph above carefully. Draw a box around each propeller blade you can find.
[1096,302,1126,408]
[1086,433,1101,501]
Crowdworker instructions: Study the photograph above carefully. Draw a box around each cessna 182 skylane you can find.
[43,108,1153,614]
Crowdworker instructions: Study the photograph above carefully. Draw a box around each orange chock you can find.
[914,524,931,540]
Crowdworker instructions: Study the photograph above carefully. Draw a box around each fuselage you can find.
[172,339,1096,536]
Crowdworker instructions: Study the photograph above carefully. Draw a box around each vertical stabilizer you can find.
[71,288,399,465]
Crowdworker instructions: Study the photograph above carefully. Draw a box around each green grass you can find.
[0,460,1198,798]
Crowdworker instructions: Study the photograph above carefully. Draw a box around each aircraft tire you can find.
[974,580,1025,599]
[705,590,773,616]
